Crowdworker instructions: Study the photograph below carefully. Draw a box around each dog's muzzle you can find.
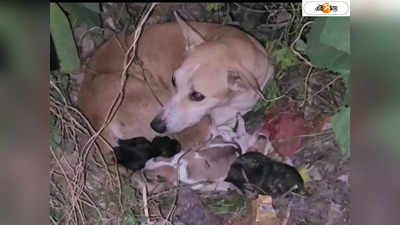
[150,114,167,133]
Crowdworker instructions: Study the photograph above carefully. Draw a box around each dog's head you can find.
[150,13,265,134]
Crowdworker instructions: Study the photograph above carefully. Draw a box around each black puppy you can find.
[225,152,304,199]
[151,136,181,158]
[113,136,181,171]
[114,137,155,171]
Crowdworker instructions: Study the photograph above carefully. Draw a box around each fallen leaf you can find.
[260,101,326,157]
[255,195,281,225]
[298,165,311,184]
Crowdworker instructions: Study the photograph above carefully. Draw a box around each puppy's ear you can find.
[174,11,205,51]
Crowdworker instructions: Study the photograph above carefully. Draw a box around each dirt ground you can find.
[50,3,349,225]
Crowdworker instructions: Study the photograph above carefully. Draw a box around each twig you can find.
[116,3,127,26]
[77,5,158,217]
[240,168,268,196]
[51,4,158,225]
[114,159,124,215]
[273,129,334,143]
[309,75,342,99]
[113,33,126,52]
[82,190,104,220]
[282,202,293,225]
[300,66,314,107]
[50,80,114,153]
[50,147,85,225]
[148,180,215,199]
[278,185,299,200]
[50,91,113,192]
[51,77,117,225]
[81,2,157,157]
[78,26,104,47]
[50,215,58,225]
[290,21,314,67]
[136,61,164,107]
[284,3,298,41]
[140,170,151,223]
[163,189,178,225]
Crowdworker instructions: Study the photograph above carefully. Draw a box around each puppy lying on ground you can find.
[113,136,181,171]
[144,142,240,192]
[225,152,304,199]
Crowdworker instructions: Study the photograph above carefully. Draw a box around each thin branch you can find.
[290,21,314,67]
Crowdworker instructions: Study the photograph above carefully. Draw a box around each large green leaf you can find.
[306,17,350,74]
[50,3,80,74]
[306,17,326,52]
[306,19,349,73]
[59,3,101,27]
[307,43,349,73]
[332,106,350,159]
[320,17,350,54]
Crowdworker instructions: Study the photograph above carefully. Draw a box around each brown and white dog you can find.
[78,13,273,153]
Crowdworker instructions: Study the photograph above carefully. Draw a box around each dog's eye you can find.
[171,76,176,88]
[189,91,205,101]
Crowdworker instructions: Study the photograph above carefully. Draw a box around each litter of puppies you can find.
[114,132,304,200]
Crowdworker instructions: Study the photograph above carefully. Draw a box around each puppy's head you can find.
[150,13,262,134]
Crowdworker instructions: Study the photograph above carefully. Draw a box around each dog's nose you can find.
[150,115,167,133]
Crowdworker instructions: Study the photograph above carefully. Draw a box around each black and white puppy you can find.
[113,136,181,171]
[225,152,304,199]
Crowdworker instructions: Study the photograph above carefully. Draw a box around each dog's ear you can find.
[174,11,205,51]
[227,70,247,92]
[227,69,261,93]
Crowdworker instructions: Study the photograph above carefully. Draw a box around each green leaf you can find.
[332,106,350,159]
[306,17,327,49]
[320,17,350,54]
[80,3,101,14]
[274,45,299,70]
[306,38,349,74]
[50,3,80,74]
[306,17,350,76]
[205,3,225,11]
[253,78,280,112]
[59,3,101,27]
